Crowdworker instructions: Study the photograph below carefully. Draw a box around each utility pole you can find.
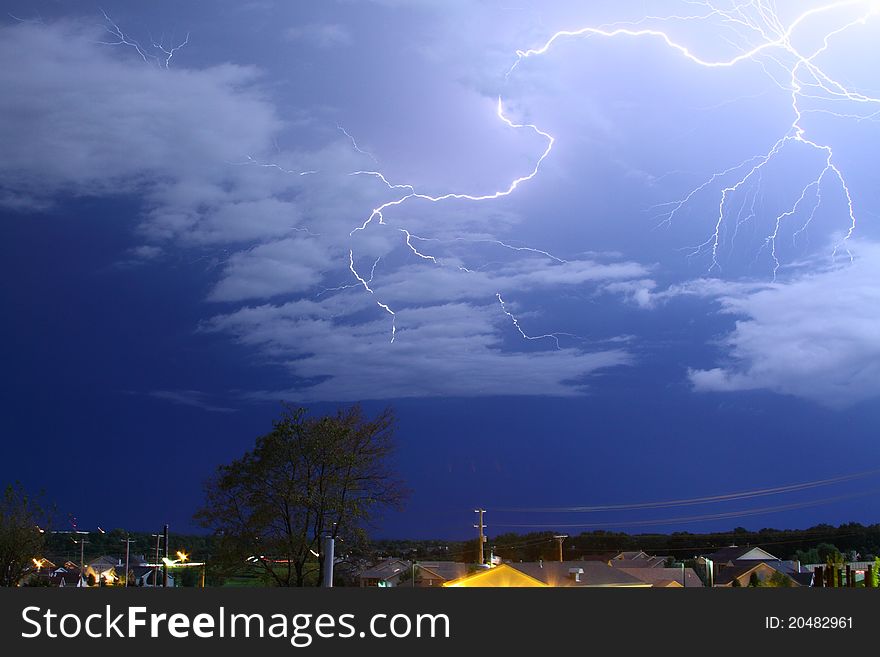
[553,535,568,562]
[75,538,89,586]
[162,524,169,588]
[121,536,134,587]
[474,509,487,565]
[151,533,162,586]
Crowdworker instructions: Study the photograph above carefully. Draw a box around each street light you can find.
[162,550,206,588]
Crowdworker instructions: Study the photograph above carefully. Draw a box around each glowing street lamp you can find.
[162,550,206,588]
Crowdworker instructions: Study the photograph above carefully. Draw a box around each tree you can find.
[817,543,842,564]
[748,572,761,587]
[196,405,407,586]
[0,484,48,587]
[762,570,793,587]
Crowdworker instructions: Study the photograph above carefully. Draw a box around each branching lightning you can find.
[231,154,318,177]
[337,125,379,164]
[98,10,189,68]
[496,293,582,350]
[223,1,877,344]
[349,250,396,343]
[337,1,878,341]
[344,96,557,339]
[603,0,880,273]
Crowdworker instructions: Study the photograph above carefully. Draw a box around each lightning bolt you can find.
[317,256,380,297]
[349,250,396,343]
[242,1,878,343]
[599,0,880,272]
[496,293,583,350]
[345,96,556,338]
[231,155,318,176]
[97,9,189,68]
[337,125,379,164]
[152,31,190,69]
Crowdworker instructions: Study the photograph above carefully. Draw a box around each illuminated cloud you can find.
[284,23,352,48]
[686,242,880,408]
[148,390,237,413]
[0,19,646,400]
[204,299,631,401]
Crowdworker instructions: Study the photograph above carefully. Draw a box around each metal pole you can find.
[153,534,161,586]
[474,509,486,565]
[78,539,89,587]
[163,524,169,588]
[124,537,131,587]
[321,536,335,588]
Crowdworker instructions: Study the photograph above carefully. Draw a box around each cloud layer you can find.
[1,19,646,401]
[684,243,880,407]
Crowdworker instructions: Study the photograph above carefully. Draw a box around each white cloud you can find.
[0,21,290,241]
[148,390,237,413]
[205,298,631,401]
[284,23,352,48]
[685,242,880,408]
[1,19,651,401]
[209,237,332,302]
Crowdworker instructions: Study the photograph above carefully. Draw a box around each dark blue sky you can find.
[2,1,879,540]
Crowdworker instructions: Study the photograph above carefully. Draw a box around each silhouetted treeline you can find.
[41,522,880,567]
[372,522,880,563]
[43,528,215,565]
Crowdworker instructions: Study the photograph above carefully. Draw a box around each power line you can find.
[492,489,878,529]
[492,468,880,513]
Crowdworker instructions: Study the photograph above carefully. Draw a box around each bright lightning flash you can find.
[340,0,878,341]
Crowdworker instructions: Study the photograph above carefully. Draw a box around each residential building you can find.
[359,558,412,587]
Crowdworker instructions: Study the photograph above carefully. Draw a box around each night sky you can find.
[2,0,879,540]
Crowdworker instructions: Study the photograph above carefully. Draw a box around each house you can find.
[413,562,468,587]
[86,555,121,585]
[698,545,804,587]
[713,561,810,587]
[577,552,619,563]
[48,565,86,588]
[614,567,704,587]
[53,572,86,587]
[128,565,164,587]
[359,558,412,587]
[701,545,781,567]
[575,551,670,568]
[444,562,651,588]
[610,551,671,568]
[510,562,651,587]
[443,564,548,587]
